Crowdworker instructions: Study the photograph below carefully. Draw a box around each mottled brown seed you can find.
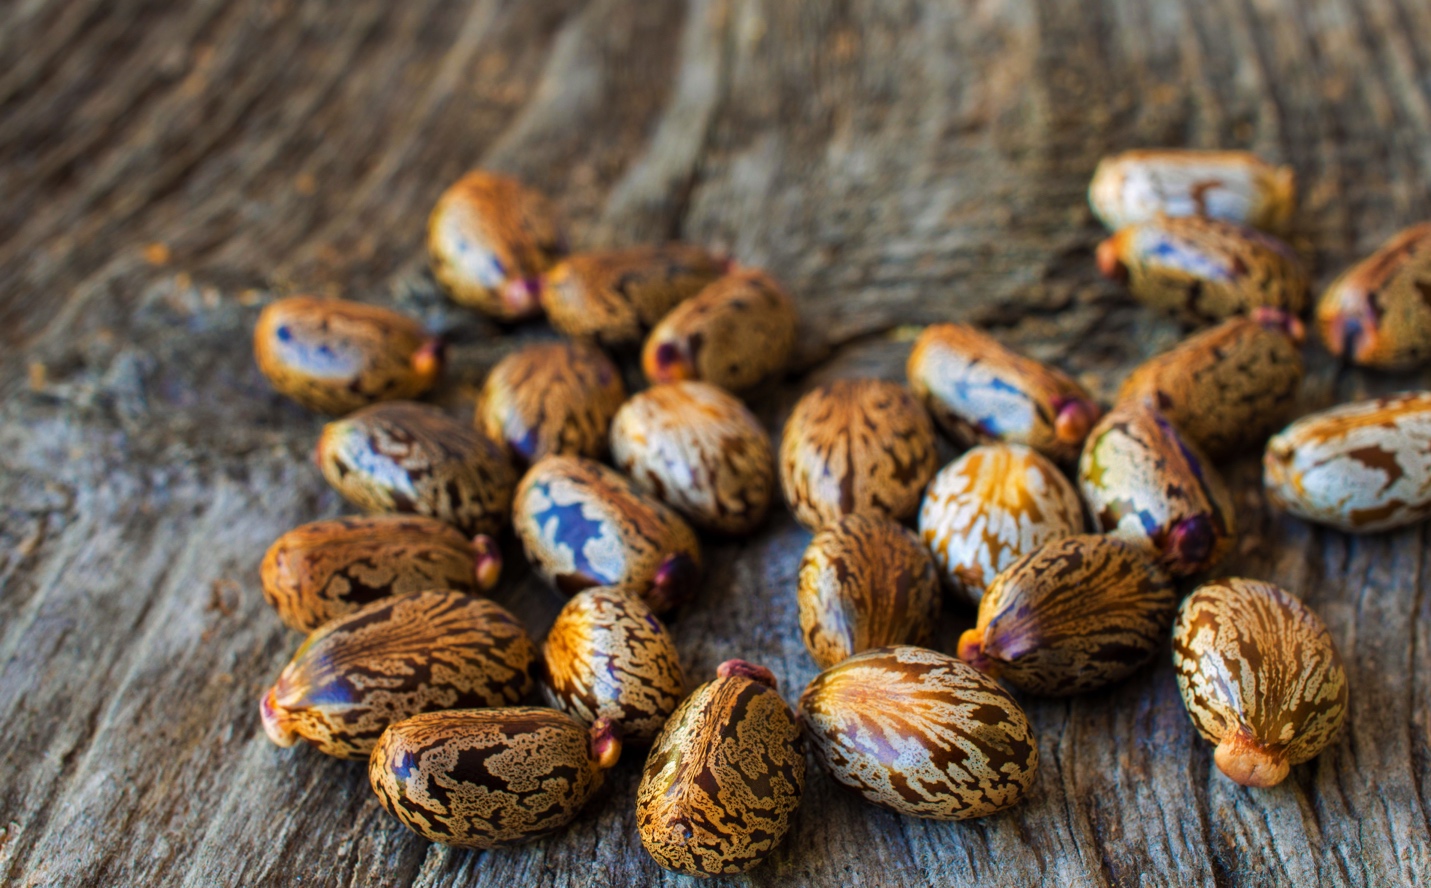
[798,646,1038,820]
[513,455,702,613]
[906,322,1102,463]
[779,378,939,530]
[798,514,940,669]
[427,170,567,321]
[260,590,536,759]
[637,660,804,876]
[369,707,621,848]
[1316,222,1431,370]
[1117,309,1304,459]
[1173,578,1348,788]
[1088,149,1297,232]
[253,296,442,415]
[1097,216,1309,323]
[476,340,626,465]
[259,515,501,633]
[609,381,775,535]
[317,401,517,537]
[918,443,1085,606]
[1264,391,1431,532]
[541,244,729,346]
[642,270,798,392]
[1079,401,1236,577]
[957,534,1176,695]
[541,587,685,743]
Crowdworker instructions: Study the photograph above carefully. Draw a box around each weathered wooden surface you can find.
[3,0,1431,885]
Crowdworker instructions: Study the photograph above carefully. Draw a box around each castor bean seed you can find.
[1316,222,1431,370]
[1088,149,1296,233]
[476,340,626,465]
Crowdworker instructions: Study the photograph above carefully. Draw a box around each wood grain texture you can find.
[2,0,1431,885]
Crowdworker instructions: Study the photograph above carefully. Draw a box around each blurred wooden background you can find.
[3,0,1431,885]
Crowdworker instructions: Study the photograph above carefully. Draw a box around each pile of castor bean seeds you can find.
[252,153,1431,873]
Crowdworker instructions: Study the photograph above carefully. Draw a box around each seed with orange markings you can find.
[513,455,702,613]
[637,660,804,876]
[642,270,798,392]
[316,401,517,537]
[919,443,1085,606]
[798,514,941,669]
[541,587,685,743]
[957,534,1176,695]
[907,322,1101,463]
[253,296,442,415]
[1316,222,1431,370]
[1116,309,1304,459]
[427,170,567,321]
[1097,216,1309,322]
[1079,402,1236,576]
[779,379,939,530]
[541,244,729,346]
[476,340,626,465]
[609,381,775,535]
[1263,391,1431,532]
[1173,578,1347,788]
[369,707,621,847]
[259,515,501,633]
[260,590,537,759]
[797,646,1038,820]
[1088,149,1297,232]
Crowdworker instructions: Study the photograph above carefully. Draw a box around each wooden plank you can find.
[3,0,1430,885]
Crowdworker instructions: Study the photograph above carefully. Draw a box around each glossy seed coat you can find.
[1097,216,1309,323]
[317,401,517,537]
[476,340,626,465]
[1315,222,1431,370]
[1079,402,1236,577]
[798,514,941,669]
[427,171,566,321]
[798,646,1038,820]
[1088,149,1297,232]
[1263,391,1431,532]
[253,296,442,415]
[369,707,621,847]
[1173,578,1348,787]
[1116,309,1304,459]
[779,379,939,530]
[259,515,501,633]
[609,381,775,535]
[541,244,729,346]
[513,455,702,613]
[541,587,685,743]
[260,590,537,759]
[957,534,1176,695]
[907,322,1102,463]
[637,661,804,876]
[641,270,798,392]
[919,443,1085,606]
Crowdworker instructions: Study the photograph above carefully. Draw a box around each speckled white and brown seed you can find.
[1316,222,1431,370]
[1088,149,1296,232]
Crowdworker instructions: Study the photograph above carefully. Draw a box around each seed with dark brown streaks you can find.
[513,455,702,614]
[1315,222,1431,370]
[541,586,685,743]
[260,590,537,759]
[1088,149,1297,233]
[642,269,799,392]
[797,646,1038,820]
[637,660,804,876]
[798,514,941,669]
[779,378,939,530]
[476,340,627,465]
[259,514,501,633]
[316,401,517,537]
[540,244,729,346]
[957,534,1176,695]
[1173,577,1347,788]
[369,707,621,848]
[253,296,442,415]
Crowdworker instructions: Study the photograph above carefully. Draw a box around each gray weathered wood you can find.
[3,0,1431,885]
